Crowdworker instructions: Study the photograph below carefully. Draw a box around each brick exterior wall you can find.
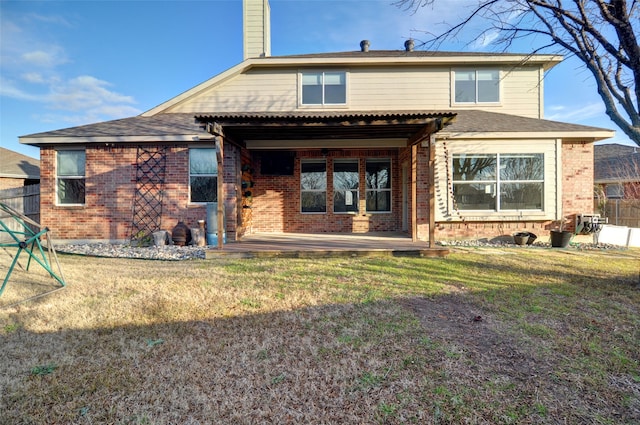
[38,139,596,243]
[560,141,594,232]
[250,148,402,233]
[40,143,239,243]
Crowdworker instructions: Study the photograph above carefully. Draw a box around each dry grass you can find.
[1,247,639,424]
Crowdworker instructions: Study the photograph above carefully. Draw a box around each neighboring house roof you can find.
[594,143,640,183]
[0,147,40,179]
[19,110,614,146]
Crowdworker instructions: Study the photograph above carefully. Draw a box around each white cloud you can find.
[49,76,137,111]
[0,11,140,127]
[21,72,47,84]
[21,49,67,68]
[546,102,604,122]
[0,77,41,101]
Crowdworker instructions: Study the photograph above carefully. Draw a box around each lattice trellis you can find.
[130,146,167,246]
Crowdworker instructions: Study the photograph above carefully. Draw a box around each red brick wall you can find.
[40,143,239,243]
[250,148,402,233]
[561,141,594,231]
[38,139,596,243]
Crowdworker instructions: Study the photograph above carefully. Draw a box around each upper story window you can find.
[454,70,500,103]
[333,159,359,213]
[189,148,217,203]
[452,153,544,211]
[605,184,623,199]
[301,71,346,105]
[301,160,327,213]
[56,150,85,205]
[365,159,391,212]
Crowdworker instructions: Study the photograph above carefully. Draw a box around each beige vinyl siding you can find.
[349,67,450,110]
[500,67,543,119]
[166,64,544,116]
[243,0,270,59]
[168,69,298,113]
[434,138,558,222]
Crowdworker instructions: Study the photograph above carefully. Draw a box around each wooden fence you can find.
[0,184,40,241]
[597,199,640,228]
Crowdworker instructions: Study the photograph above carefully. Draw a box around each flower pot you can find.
[526,233,537,245]
[513,232,529,246]
[550,230,572,248]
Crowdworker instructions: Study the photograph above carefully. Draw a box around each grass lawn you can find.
[1,247,639,424]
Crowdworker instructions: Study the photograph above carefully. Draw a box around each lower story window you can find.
[56,150,85,205]
[366,159,391,212]
[452,153,543,211]
[301,160,326,213]
[190,148,217,203]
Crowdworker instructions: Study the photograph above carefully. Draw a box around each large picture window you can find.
[56,150,85,205]
[366,159,391,212]
[301,160,326,213]
[190,148,217,203]
[333,160,359,213]
[301,71,346,105]
[454,70,499,103]
[452,153,543,211]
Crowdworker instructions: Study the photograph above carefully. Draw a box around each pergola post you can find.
[411,144,418,242]
[215,136,225,250]
[428,135,436,248]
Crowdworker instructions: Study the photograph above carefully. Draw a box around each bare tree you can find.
[395,0,640,146]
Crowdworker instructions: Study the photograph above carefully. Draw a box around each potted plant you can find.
[513,232,530,245]
[550,218,573,248]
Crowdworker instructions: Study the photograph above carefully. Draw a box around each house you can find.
[594,143,640,199]
[0,147,40,190]
[19,0,614,245]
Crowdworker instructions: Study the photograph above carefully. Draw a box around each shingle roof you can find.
[0,147,40,179]
[20,109,613,145]
[439,110,612,135]
[272,50,539,59]
[595,143,639,161]
[594,143,640,182]
[20,113,207,140]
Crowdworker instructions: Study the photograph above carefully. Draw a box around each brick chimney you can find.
[243,0,271,60]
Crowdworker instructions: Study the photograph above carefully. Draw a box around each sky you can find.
[0,0,635,160]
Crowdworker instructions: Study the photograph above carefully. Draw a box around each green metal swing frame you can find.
[0,202,65,297]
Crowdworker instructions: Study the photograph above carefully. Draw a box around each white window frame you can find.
[300,159,327,213]
[452,153,545,212]
[299,70,348,107]
[56,149,86,206]
[189,147,217,204]
[452,69,501,105]
[435,139,557,222]
[365,158,392,213]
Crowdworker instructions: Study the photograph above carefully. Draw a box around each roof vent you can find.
[404,39,415,52]
[360,40,370,52]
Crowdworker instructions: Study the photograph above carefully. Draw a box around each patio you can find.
[205,232,450,259]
